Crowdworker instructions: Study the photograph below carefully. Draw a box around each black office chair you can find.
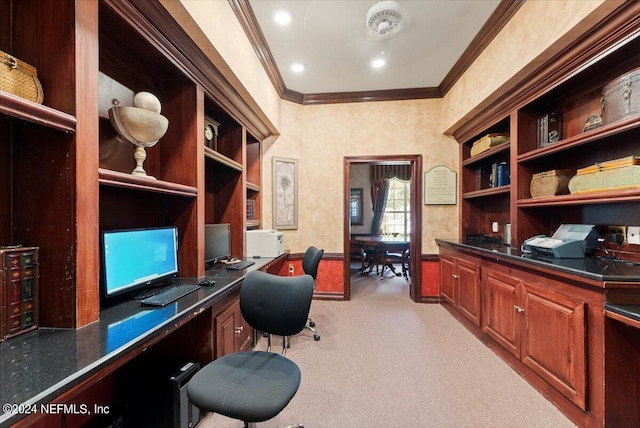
[301,246,324,341]
[187,270,314,428]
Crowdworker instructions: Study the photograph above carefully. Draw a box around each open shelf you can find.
[518,115,640,163]
[463,185,511,199]
[518,188,640,207]
[204,147,243,172]
[0,91,77,132]
[98,168,197,197]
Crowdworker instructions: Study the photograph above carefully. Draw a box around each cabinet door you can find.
[215,302,238,358]
[440,254,456,305]
[215,300,253,357]
[457,259,481,326]
[482,269,520,357]
[522,285,587,410]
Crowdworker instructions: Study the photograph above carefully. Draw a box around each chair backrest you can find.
[302,246,324,280]
[240,270,314,337]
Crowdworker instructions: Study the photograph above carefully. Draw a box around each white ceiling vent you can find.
[366,0,406,40]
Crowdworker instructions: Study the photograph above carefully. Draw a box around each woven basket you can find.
[0,50,44,104]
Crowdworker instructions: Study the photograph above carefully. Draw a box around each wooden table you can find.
[354,236,409,278]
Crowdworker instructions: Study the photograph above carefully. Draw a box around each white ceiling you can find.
[248,0,502,95]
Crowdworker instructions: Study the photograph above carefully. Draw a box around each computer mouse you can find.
[199,280,215,286]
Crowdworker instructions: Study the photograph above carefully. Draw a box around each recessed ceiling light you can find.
[290,62,306,73]
[371,58,386,68]
[273,9,293,26]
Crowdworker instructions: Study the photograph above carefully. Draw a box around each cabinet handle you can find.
[514,305,525,313]
[235,326,244,334]
[452,274,459,279]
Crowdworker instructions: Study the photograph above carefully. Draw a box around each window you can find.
[381,178,410,237]
[350,188,363,225]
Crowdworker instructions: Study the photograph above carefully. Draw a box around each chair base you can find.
[244,423,304,428]
[244,422,304,428]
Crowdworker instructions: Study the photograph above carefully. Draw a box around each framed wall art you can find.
[272,157,298,229]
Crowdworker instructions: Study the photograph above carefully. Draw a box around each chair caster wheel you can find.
[314,334,320,341]
[309,321,316,328]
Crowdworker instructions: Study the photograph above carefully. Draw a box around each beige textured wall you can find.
[262,99,458,254]
[168,0,619,255]
[442,0,615,133]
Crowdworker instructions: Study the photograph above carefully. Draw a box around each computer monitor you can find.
[205,223,231,265]
[101,226,179,303]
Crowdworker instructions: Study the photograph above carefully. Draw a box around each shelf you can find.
[518,188,640,207]
[204,147,243,172]
[246,220,260,229]
[0,91,76,133]
[246,182,260,192]
[518,115,640,163]
[98,168,197,197]
[462,142,510,166]
[463,185,511,199]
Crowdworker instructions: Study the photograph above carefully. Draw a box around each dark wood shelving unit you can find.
[0,0,274,330]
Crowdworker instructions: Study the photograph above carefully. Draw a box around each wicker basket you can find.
[602,67,640,124]
[0,50,44,104]
[530,169,575,198]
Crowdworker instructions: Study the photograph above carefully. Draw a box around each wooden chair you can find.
[379,242,409,280]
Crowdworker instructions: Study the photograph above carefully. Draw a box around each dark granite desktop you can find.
[435,239,640,283]
[437,238,640,340]
[0,258,274,427]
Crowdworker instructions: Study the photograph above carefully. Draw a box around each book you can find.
[470,133,509,157]
[1,247,38,341]
[496,162,510,187]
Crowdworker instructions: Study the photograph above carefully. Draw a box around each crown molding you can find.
[229,0,522,105]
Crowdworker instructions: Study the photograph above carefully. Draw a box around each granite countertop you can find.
[435,239,640,283]
[0,258,274,427]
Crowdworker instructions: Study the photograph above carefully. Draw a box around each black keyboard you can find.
[140,284,200,307]
[226,260,256,270]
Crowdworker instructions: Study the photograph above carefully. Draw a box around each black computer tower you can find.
[121,358,200,428]
[169,362,201,428]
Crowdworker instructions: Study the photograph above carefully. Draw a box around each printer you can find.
[246,229,284,258]
[522,224,598,258]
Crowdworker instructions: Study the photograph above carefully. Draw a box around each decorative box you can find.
[602,67,640,124]
[0,246,39,341]
[0,50,44,104]
[530,169,575,198]
[569,156,640,194]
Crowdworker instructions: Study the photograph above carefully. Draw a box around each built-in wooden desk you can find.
[0,255,287,428]
[436,239,640,428]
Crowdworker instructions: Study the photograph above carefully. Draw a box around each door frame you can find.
[343,155,422,301]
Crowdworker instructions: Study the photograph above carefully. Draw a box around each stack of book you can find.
[470,133,509,157]
[246,199,255,220]
[490,162,510,188]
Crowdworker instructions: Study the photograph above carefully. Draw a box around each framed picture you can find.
[350,188,364,225]
[272,157,298,229]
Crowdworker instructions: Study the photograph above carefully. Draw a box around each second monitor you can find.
[205,223,231,266]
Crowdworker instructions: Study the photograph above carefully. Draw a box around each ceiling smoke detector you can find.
[366,0,405,40]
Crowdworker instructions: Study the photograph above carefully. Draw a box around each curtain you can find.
[369,165,411,236]
[370,178,389,236]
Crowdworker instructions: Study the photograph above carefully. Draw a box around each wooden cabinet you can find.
[0,0,275,329]
[440,252,481,326]
[453,2,640,261]
[482,266,587,409]
[215,299,252,358]
[459,117,511,241]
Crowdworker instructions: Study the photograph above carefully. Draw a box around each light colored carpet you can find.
[198,272,576,427]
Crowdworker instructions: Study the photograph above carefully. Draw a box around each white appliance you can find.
[246,230,284,258]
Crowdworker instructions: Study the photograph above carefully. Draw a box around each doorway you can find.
[343,155,422,301]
